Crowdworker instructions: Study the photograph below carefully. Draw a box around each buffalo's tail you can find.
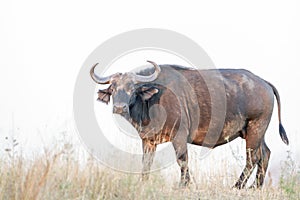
[266,81,289,145]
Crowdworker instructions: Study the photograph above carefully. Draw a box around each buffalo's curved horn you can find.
[134,60,161,83]
[90,63,113,84]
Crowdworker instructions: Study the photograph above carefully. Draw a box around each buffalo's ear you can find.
[97,85,112,104]
[140,86,159,101]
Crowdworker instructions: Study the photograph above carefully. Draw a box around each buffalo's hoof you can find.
[232,183,243,189]
[178,180,190,188]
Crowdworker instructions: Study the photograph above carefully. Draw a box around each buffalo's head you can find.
[90,61,161,117]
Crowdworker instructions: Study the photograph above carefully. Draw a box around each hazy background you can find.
[0,0,299,185]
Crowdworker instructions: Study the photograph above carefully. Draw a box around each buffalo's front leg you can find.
[141,139,157,181]
[172,135,190,187]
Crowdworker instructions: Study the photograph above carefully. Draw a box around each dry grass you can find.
[0,138,299,200]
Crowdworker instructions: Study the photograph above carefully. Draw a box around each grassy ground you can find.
[0,145,299,200]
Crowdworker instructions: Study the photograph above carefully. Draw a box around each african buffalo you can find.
[90,61,289,188]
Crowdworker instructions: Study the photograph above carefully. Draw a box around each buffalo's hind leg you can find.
[141,139,157,181]
[252,140,271,188]
[234,146,259,189]
[234,118,271,189]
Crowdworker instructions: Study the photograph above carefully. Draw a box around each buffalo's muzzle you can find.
[113,103,129,114]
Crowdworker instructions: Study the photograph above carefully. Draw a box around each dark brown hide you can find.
[91,63,288,189]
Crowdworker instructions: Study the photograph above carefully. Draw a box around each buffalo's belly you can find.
[189,119,246,148]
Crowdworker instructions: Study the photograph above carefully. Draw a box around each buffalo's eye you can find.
[110,82,118,91]
[126,88,135,95]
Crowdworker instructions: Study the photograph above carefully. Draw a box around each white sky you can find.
[0,0,299,184]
